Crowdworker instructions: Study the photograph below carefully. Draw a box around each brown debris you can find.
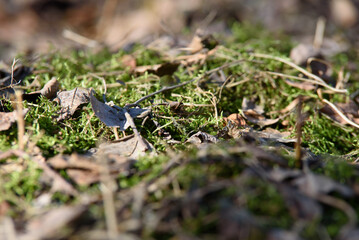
[90,90,150,130]
[54,87,90,121]
[48,153,135,185]
[320,100,359,125]
[0,109,28,131]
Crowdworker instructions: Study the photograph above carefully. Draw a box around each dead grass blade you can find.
[252,53,347,93]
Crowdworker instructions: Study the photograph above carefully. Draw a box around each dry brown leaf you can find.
[320,100,359,125]
[293,172,354,198]
[48,153,135,185]
[187,29,218,54]
[134,62,179,76]
[224,113,247,127]
[243,109,279,127]
[260,128,296,143]
[242,98,279,127]
[23,77,60,102]
[0,109,28,131]
[185,131,219,145]
[290,39,349,65]
[177,47,217,66]
[97,135,154,159]
[30,147,78,196]
[290,43,320,65]
[121,54,137,71]
[54,87,90,121]
[276,96,310,114]
[187,34,204,53]
[39,77,60,99]
[18,205,86,240]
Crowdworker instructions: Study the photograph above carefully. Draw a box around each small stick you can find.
[113,127,119,140]
[11,59,19,87]
[97,155,119,240]
[15,90,25,150]
[295,95,303,168]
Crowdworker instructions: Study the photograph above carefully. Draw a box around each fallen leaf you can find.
[187,29,218,53]
[276,96,310,114]
[243,109,279,127]
[186,131,219,145]
[53,87,90,121]
[96,135,154,159]
[39,77,60,99]
[242,98,279,127]
[293,172,354,198]
[23,77,60,102]
[134,62,179,77]
[259,128,296,143]
[0,109,28,131]
[320,100,359,125]
[290,43,320,65]
[18,205,86,240]
[121,54,137,71]
[224,113,247,127]
[31,147,78,196]
[176,47,217,66]
[90,90,150,130]
[290,39,349,65]
[48,153,135,185]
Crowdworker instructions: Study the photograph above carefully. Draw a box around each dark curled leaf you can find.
[90,90,150,130]
[90,92,127,129]
[54,88,90,121]
[186,131,219,145]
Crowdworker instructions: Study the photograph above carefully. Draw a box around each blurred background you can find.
[0,0,358,60]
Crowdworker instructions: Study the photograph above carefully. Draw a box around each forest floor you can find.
[1,2,359,239]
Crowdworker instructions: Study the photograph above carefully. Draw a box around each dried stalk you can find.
[15,91,25,150]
